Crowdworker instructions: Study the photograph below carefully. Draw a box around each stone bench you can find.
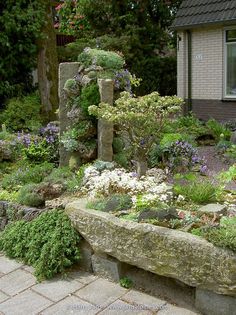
[66,199,236,315]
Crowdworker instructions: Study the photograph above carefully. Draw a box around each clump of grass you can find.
[174,178,221,204]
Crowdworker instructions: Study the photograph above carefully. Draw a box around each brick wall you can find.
[192,27,223,100]
[177,26,224,100]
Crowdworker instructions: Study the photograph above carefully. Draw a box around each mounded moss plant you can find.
[17,184,45,207]
[0,210,81,280]
[78,48,124,70]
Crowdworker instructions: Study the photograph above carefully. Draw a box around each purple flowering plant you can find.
[114,69,141,95]
[165,140,207,173]
[17,123,59,163]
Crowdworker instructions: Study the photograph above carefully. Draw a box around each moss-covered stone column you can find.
[97,79,114,162]
[59,62,80,166]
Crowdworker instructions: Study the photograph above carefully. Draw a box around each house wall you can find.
[177,26,236,121]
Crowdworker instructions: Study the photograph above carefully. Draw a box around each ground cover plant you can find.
[0,210,81,281]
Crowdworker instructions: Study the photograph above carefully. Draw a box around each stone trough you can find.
[66,199,236,315]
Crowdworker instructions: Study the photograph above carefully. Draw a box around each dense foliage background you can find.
[0,1,45,105]
[58,0,182,96]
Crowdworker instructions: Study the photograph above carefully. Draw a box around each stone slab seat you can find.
[65,199,236,297]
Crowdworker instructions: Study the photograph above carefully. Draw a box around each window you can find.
[225,30,236,98]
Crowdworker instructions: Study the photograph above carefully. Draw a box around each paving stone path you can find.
[0,254,200,315]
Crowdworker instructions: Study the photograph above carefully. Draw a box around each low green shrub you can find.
[119,277,133,288]
[0,190,18,202]
[174,178,221,204]
[0,93,42,132]
[17,184,44,207]
[0,210,81,280]
[192,217,236,252]
[219,165,236,183]
[78,83,100,115]
[113,152,129,168]
[206,118,231,142]
[1,162,54,191]
[166,113,207,140]
[22,140,53,163]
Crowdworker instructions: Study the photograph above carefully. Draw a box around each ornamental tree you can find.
[89,91,183,177]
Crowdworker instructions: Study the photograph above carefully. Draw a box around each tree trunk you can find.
[137,159,148,178]
[37,1,59,122]
[136,149,148,178]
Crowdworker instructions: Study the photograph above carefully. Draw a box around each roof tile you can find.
[172,0,236,28]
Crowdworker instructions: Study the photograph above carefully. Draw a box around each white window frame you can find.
[224,27,236,99]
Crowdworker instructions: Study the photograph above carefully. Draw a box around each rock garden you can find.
[0,48,235,315]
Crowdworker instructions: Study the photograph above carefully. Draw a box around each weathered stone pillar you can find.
[59,62,80,166]
[97,79,114,162]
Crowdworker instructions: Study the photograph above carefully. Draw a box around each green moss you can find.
[78,48,124,70]
[78,83,100,115]
[17,184,45,207]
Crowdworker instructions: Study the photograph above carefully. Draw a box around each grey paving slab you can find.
[41,295,99,315]
[0,290,9,303]
[68,270,98,285]
[0,289,52,315]
[0,269,36,296]
[32,277,84,302]
[157,304,200,315]
[75,278,127,308]
[22,265,35,274]
[122,290,167,311]
[0,256,23,274]
[98,299,152,315]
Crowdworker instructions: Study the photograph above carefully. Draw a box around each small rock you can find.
[198,204,227,216]
[230,131,236,144]
[138,207,178,222]
[146,168,166,183]
[35,182,66,200]
[103,195,132,213]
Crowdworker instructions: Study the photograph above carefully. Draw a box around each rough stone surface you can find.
[230,131,236,144]
[66,199,236,296]
[97,79,114,162]
[91,253,122,282]
[198,204,227,216]
[195,289,236,315]
[0,200,47,230]
[59,62,80,166]
[77,239,94,272]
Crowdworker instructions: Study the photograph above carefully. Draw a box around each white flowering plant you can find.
[80,164,172,203]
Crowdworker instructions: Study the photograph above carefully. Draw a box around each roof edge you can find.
[171,18,236,31]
